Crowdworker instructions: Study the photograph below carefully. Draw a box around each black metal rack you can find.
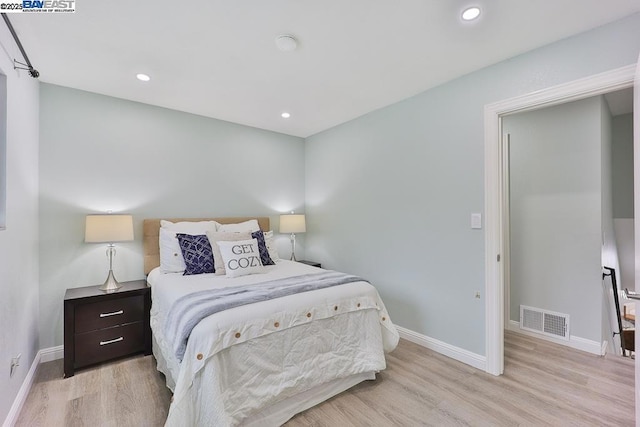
[603,266,633,357]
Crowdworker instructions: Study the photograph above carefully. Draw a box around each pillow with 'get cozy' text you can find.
[216,238,265,278]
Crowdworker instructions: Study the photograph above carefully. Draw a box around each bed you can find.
[144,217,399,426]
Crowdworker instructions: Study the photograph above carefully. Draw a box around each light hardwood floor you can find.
[16,331,634,426]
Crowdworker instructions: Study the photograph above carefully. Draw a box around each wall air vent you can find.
[520,305,569,340]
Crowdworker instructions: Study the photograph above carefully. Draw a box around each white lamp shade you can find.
[280,214,306,233]
[85,214,134,243]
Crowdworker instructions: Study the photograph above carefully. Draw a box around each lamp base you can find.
[289,233,297,261]
[99,269,122,292]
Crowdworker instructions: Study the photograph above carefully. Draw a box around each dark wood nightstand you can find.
[63,280,151,378]
[298,260,321,268]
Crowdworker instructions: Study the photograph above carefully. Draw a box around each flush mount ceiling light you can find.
[275,35,297,52]
[461,6,481,21]
[281,112,291,119]
[136,73,150,82]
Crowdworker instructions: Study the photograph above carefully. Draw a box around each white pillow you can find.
[159,220,219,273]
[217,219,260,233]
[263,230,280,262]
[206,231,252,276]
[216,239,265,278]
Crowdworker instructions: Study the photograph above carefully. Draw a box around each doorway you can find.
[483,64,636,376]
[501,91,634,358]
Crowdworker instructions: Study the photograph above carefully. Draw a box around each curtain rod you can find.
[1,14,39,78]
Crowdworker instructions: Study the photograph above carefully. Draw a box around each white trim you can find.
[502,133,512,354]
[485,64,636,117]
[396,325,486,371]
[2,346,63,427]
[484,63,636,376]
[39,345,63,363]
[484,97,505,376]
[3,355,39,427]
[507,321,604,355]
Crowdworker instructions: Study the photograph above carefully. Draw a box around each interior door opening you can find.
[500,91,634,360]
[483,63,636,377]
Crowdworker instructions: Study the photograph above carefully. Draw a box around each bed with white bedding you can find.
[144,217,399,426]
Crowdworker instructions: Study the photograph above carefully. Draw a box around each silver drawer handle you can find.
[100,337,124,346]
[99,310,123,318]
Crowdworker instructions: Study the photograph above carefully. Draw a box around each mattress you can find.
[149,260,399,426]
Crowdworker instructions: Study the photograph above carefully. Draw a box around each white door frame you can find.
[483,64,636,376]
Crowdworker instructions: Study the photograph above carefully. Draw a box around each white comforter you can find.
[149,260,399,426]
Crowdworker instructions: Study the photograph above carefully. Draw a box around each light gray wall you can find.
[614,218,635,291]
[504,97,604,342]
[600,96,620,349]
[304,13,640,355]
[601,98,617,278]
[612,113,634,219]
[612,113,635,292]
[0,31,40,423]
[39,84,305,349]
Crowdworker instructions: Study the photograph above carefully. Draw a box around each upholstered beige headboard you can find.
[143,217,270,275]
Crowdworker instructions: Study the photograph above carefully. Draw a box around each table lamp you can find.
[85,214,134,292]
[279,214,306,261]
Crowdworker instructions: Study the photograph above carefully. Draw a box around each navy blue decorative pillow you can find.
[176,234,215,275]
[251,231,275,266]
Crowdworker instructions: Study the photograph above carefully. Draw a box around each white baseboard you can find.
[507,320,604,355]
[395,325,487,371]
[2,346,63,427]
[40,345,64,363]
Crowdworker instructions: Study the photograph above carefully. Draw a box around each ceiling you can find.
[9,1,640,138]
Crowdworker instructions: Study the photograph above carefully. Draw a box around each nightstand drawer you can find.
[74,322,144,367]
[75,295,144,333]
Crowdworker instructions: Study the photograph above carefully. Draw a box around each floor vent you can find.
[520,305,570,340]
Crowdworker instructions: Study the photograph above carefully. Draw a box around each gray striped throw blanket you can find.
[165,270,366,361]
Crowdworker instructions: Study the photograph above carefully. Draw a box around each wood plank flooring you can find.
[15,354,171,427]
[16,331,634,426]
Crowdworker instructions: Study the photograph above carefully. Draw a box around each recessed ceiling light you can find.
[462,6,481,21]
[281,112,291,119]
[136,73,150,82]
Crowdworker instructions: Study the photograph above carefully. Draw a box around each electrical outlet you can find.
[475,291,481,299]
[10,353,20,378]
